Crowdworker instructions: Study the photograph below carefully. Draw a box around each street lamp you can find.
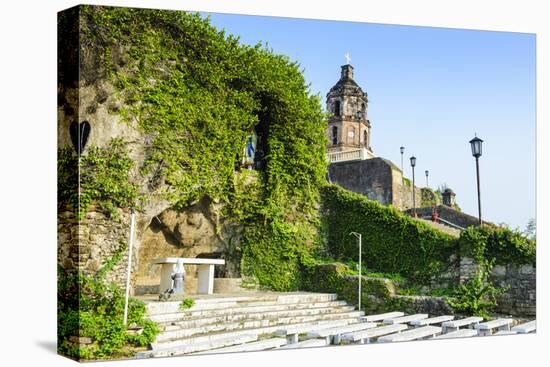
[469,135,484,225]
[425,170,429,188]
[349,232,362,311]
[410,156,417,217]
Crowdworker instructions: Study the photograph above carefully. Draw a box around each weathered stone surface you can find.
[328,157,420,210]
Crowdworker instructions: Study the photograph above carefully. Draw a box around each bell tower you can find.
[326,63,372,156]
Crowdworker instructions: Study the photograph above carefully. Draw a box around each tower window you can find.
[363,130,368,146]
[334,100,341,116]
[332,126,338,145]
[348,127,355,144]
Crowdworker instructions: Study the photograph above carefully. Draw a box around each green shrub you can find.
[320,184,458,284]
[179,298,195,310]
[447,261,508,318]
[57,262,159,360]
[459,225,536,266]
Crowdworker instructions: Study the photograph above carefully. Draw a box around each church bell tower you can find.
[326,64,373,156]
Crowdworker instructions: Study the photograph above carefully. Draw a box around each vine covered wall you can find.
[58,5,328,290]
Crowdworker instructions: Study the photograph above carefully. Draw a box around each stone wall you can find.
[135,196,243,289]
[491,263,536,317]
[58,205,137,288]
[328,157,420,210]
[406,205,483,229]
[459,257,536,317]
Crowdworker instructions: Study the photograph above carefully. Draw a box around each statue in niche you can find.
[242,129,257,170]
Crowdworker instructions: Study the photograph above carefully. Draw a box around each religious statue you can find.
[242,129,257,170]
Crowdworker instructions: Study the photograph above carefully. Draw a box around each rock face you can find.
[135,196,243,288]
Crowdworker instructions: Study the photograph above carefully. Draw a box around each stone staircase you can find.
[136,292,363,358]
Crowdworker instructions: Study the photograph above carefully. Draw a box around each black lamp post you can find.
[410,156,417,217]
[425,170,429,188]
[469,136,484,225]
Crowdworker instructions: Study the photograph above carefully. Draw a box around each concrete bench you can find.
[475,318,514,336]
[441,317,484,333]
[341,323,408,344]
[361,311,404,323]
[410,315,454,327]
[378,325,442,342]
[275,320,349,343]
[153,257,225,295]
[278,338,329,349]
[512,320,536,334]
[433,328,478,339]
[494,330,517,336]
[193,337,287,354]
[307,322,377,344]
[383,314,428,325]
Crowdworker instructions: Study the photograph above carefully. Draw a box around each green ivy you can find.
[58,138,141,220]
[60,6,328,291]
[57,257,159,360]
[459,225,536,266]
[320,184,458,284]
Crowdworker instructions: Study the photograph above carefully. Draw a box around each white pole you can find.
[123,210,136,326]
[358,233,362,311]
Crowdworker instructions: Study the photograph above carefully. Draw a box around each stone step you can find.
[192,337,288,355]
[159,305,356,332]
[152,314,364,350]
[146,293,337,315]
[279,338,329,349]
[151,300,350,324]
[155,310,364,343]
[136,334,258,358]
[511,320,536,334]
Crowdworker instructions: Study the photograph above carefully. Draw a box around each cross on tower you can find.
[345,52,351,65]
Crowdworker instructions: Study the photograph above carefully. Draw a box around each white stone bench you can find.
[494,330,517,336]
[153,257,225,295]
[441,316,484,333]
[383,314,428,325]
[275,320,349,343]
[512,320,536,334]
[433,328,478,339]
[193,337,287,354]
[278,338,329,349]
[361,311,405,323]
[341,323,408,344]
[378,325,442,342]
[475,318,514,336]
[306,322,377,344]
[410,315,454,327]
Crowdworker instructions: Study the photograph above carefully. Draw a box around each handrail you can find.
[421,215,465,230]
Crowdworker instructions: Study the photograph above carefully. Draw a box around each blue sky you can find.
[205,12,536,230]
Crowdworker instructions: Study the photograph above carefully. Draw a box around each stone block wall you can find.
[459,257,536,317]
[328,157,420,210]
[58,205,137,289]
[491,263,536,316]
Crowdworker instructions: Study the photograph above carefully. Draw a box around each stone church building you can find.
[327,64,420,210]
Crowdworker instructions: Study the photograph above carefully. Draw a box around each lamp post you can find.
[425,170,429,188]
[349,232,362,311]
[410,156,417,217]
[400,147,405,178]
[469,135,484,225]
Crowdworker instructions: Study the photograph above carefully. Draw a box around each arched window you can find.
[348,127,355,144]
[361,102,366,113]
[334,100,341,116]
[363,130,368,146]
[332,126,338,145]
